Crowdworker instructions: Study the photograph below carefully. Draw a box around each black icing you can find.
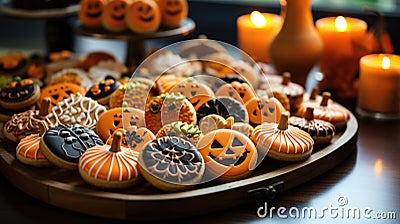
[0,58,27,73]
[196,97,248,124]
[0,81,38,102]
[85,76,119,100]
[43,124,104,163]
[141,136,203,183]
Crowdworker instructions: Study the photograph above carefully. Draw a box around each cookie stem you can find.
[305,107,314,121]
[110,132,122,153]
[281,72,291,85]
[38,121,49,136]
[225,117,234,129]
[309,86,319,100]
[320,92,331,107]
[277,111,289,130]
[39,97,51,116]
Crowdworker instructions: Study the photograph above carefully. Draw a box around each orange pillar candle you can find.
[358,54,400,114]
[237,11,282,63]
[316,16,368,97]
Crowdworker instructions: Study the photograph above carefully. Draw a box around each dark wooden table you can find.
[0,111,399,223]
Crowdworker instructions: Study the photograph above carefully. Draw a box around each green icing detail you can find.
[170,121,201,137]
[119,80,145,91]
[13,76,21,82]
[122,102,129,107]
[156,92,185,101]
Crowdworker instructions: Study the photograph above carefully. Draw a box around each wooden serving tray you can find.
[0,113,358,220]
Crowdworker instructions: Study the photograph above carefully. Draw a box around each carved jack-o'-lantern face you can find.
[215,81,255,104]
[158,0,188,27]
[169,81,215,110]
[79,0,106,28]
[197,129,257,181]
[245,96,284,126]
[126,0,161,33]
[102,0,129,32]
[106,126,156,152]
[39,83,85,110]
[96,107,145,141]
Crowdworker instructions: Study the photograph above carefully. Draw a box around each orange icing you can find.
[16,134,47,160]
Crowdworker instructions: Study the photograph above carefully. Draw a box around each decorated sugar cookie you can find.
[158,0,188,28]
[39,82,85,110]
[156,121,202,146]
[245,95,285,126]
[215,81,255,104]
[126,0,162,34]
[102,0,129,32]
[0,77,40,110]
[106,126,156,152]
[86,76,120,106]
[79,0,106,28]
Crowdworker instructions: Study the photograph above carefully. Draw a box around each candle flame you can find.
[382,56,390,69]
[335,16,347,32]
[374,159,383,177]
[250,11,267,28]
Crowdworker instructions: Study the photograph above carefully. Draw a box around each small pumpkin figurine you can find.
[197,129,258,182]
[96,106,145,141]
[102,0,130,32]
[79,0,107,28]
[0,77,40,110]
[245,95,285,126]
[157,0,188,28]
[126,0,162,34]
[215,81,256,104]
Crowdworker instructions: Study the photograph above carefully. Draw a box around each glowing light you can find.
[382,56,390,69]
[250,11,267,28]
[335,16,347,32]
[374,159,383,177]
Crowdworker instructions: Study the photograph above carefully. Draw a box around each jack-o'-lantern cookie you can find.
[86,76,120,106]
[126,0,162,34]
[79,132,141,189]
[156,121,202,146]
[96,107,145,141]
[245,96,285,126]
[197,129,257,182]
[45,93,107,131]
[106,126,156,152]
[16,121,52,167]
[40,124,104,170]
[168,79,215,109]
[79,0,106,28]
[145,93,197,134]
[0,77,40,110]
[39,82,86,110]
[102,0,129,32]
[215,81,256,104]
[138,136,205,191]
[251,112,314,162]
[158,0,188,28]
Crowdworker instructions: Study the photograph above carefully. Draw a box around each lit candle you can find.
[315,16,368,97]
[237,11,282,63]
[358,54,400,114]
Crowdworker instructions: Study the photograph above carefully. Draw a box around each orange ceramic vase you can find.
[269,0,322,86]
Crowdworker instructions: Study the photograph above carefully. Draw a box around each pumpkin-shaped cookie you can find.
[102,0,129,32]
[0,77,40,110]
[168,79,215,109]
[86,76,120,106]
[197,129,257,182]
[79,132,141,189]
[269,72,304,114]
[245,96,285,126]
[107,126,156,152]
[158,0,188,28]
[79,0,106,28]
[110,79,152,110]
[39,82,86,110]
[215,81,255,104]
[96,107,145,141]
[126,0,162,34]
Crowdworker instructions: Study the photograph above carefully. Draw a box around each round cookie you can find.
[0,77,40,110]
[39,82,86,110]
[177,35,228,59]
[102,0,129,32]
[126,0,162,34]
[251,112,314,162]
[145,93,197,134]
[109,79,152,110]
[16,121,52,167]
[138,136,205,191]
[96,107,145,141]
[86,76,120,106]
[215,81,256,104]
[197,129,257,182]
[106,126,156,152]
[158,0,188,28]
[245,95,285,126]
[0,52,27,76]
[269,72,304,114]
[79,132,141,189]
[40,124,104,170]
[45,93,107,131]
[196,97,249,125]
[156,121,202,146]
[79,0,106,28]
[289,107,336,145]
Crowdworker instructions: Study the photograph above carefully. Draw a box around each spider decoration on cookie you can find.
[107,127,156,152]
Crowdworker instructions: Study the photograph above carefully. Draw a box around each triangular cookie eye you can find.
[211,139,223,149]
[232,137,244,147]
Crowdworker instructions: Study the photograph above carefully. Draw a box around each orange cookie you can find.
[245,96,285,126]
[251,112,314,162]
[106,126,156,152]
[126,0,162,34]
[0,77,40,110]
[79,0,106,28]
[16,121,52,167]
[96,107,145,141]
[102,0,129,32]
[167,79,215,109]
[79,132,141,189]
[39,82,86,110]
[198,114,234,135]
[157,0,188,28]
[215,81,256,104]
[109,79,152,110]
[197,129,257,182]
